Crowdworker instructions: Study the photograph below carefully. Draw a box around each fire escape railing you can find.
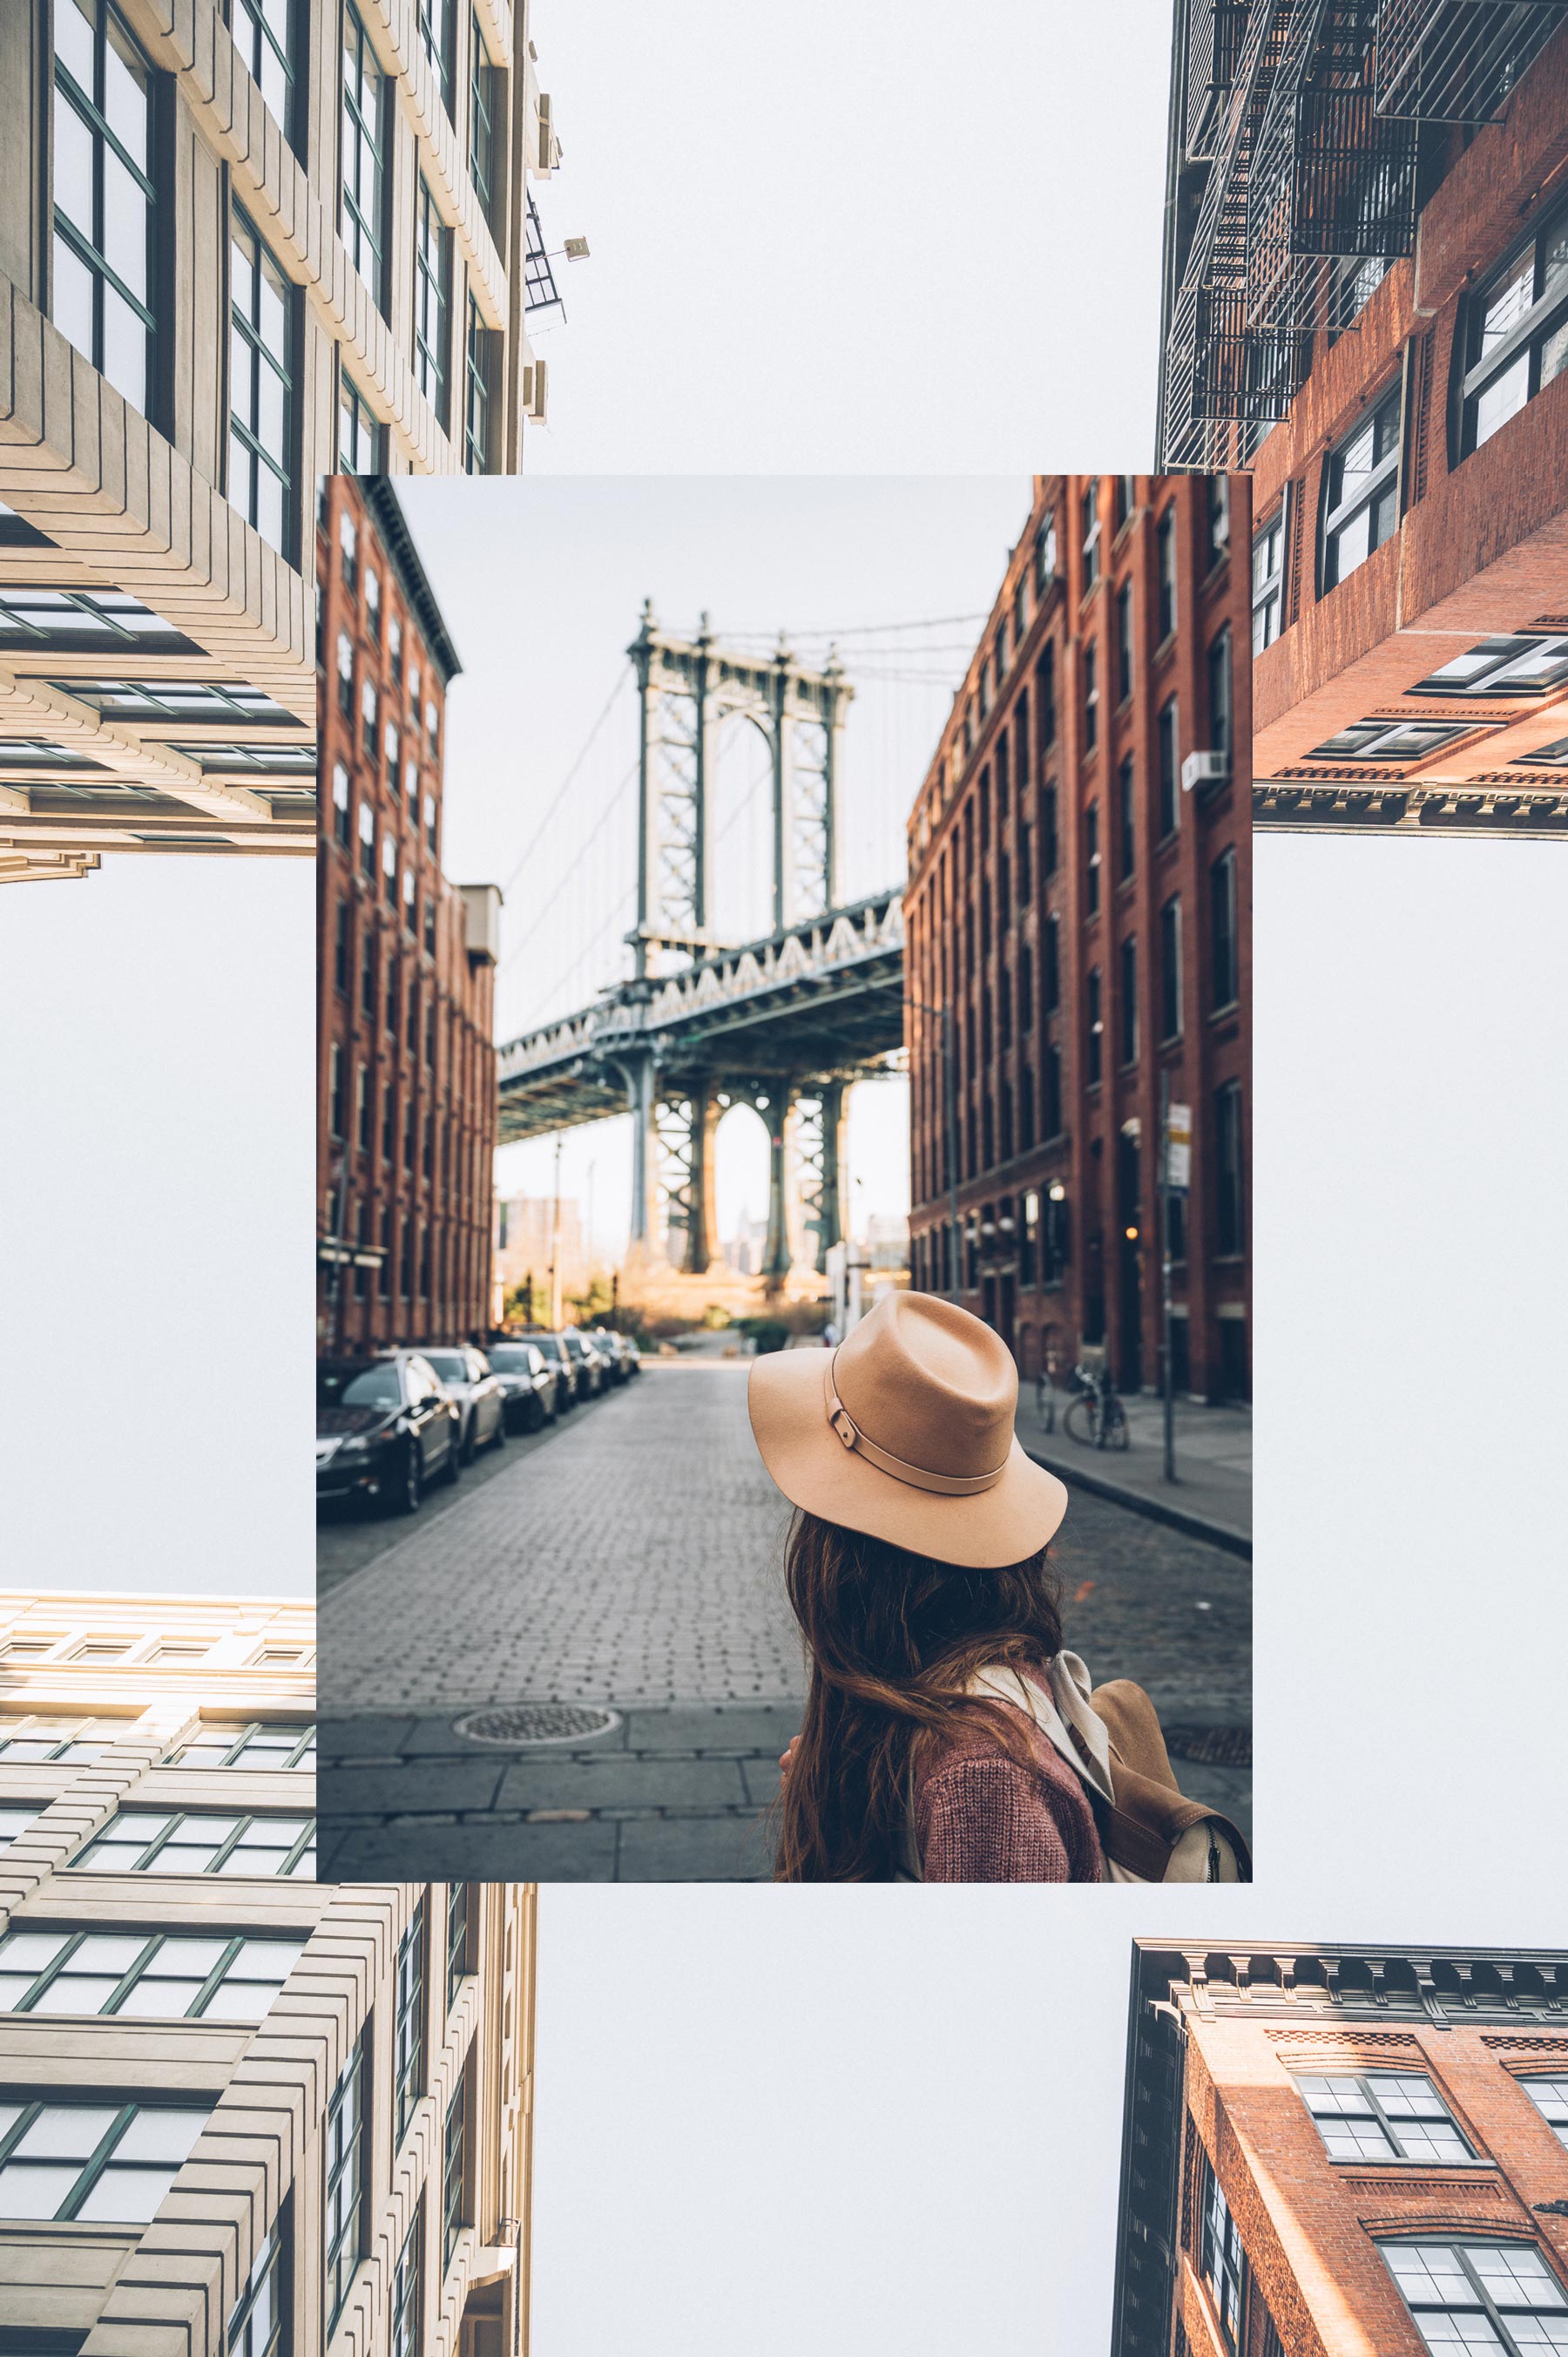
[1158,0,1568,466]
[524,192,564,317]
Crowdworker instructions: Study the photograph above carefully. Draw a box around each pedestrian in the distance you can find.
[747,1288,1101,1882]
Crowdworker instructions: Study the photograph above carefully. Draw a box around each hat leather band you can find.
[824,1373,1007,1498]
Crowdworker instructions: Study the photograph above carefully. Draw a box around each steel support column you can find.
[761,1087,799,1283]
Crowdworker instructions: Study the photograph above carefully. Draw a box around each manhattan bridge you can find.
[496,604,918,1288]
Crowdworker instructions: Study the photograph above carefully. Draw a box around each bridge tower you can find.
[619,606,855,1289]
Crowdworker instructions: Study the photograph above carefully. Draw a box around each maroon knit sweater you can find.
[911,1677,1105,1882]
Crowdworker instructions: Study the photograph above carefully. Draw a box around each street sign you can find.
[1166,1101,1192,1192]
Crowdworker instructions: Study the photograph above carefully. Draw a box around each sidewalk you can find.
[1018,1388,1252,1557]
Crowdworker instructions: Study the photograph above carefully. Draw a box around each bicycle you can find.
[1062,1358,1130,1451]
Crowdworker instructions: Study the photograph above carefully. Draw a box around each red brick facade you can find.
[1249,28,1568,809]
[315,477,498,1353]
[1114,1947,1568,2357]
[902,475,1252,1404]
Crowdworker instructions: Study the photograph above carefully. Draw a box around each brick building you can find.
[1112,1940,1568,2357]
[316,474,500,1352]
[0,0,563,879]
[0,1591,540,2357]
[903,475,1252,1405]
[1158,0,1568,836]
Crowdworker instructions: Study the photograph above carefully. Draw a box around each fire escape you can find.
[1158,0,1568,469]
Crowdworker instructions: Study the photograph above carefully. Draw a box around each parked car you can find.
[621,1336,642,1376]
[420,1346,508,1462]
[316,1351,461,1514]
[591,1330,632,1384]
[560,1328,605,1399]
[510,1330,578,1407]
[485,1340,561,1432]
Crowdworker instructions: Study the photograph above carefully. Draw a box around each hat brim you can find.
[747,1346,1068,1571]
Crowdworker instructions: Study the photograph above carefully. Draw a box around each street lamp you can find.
[902,995,962,1307]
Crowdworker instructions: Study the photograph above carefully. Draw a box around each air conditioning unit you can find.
[1182,748,1230,794]
[461,883,503,966]
[523,360,548,423]
[537,92,554,171]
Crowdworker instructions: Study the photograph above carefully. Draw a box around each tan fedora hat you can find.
[747,1290,1068,1570]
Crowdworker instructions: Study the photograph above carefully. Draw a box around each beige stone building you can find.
[0,0,564,880]
[0,1593,537,2355]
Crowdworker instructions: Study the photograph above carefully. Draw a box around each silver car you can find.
[420,1346,508,1464]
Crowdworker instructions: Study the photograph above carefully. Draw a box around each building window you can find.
[51,0,158,416]
[1042,911,1060,1012]
[392,2208,422,2357]
[1307,718,1473,762]
[71,1807,315,1877]
[1520,735,1568,767]
[230,210,295,559]
[0,2097,210,2222]
[1042,1045,1063,1141]
[228,2218,285,2357]
[1117,753,1136,879]
[1115,581,1133,702]
[1113,474,1135,531]
[1214,1078,1244,1256]
[395,1910,424,2141]
[1085,966,1102,1087]
[447,1881,470,2011]
[1085,801,1101,914]
[1297,2072,1473,2164]
[1157,696,1179,837]
[334,899,350,990]
[1409,633,1568,698]
[166,1721,315,1769]
[339,370,382,471]
[1252,507,1285,654]
[1035,511,1058,597]
[1206,473,1229,564]
[470,16,499,225]
[443,2083,467,2272]
[1156,505,1177,640]
[231,0,301,138]
[0,586,186,651]
[1382,2242,1568,2357]
[464,292,493,473]
[1037,646,1057,748]
[328,1040,344,1137]
[1200,2157,1245,2351]
[1083,641,1098,749]
[358,802,375,878]
[1459,200,1568,457]
[414,176,452,428]
[1210,846,1238,1010]
[333,760,351,848]
[325,2044,367,2333]
[361,674,377,757]
[341,6,389,305]
[1329,250,1389,333]
[1080,480,1100,587]
[1523,2078,1568,2149]
[0,1925,304,2022]
[1321,384,1402,591]
[1119,936,1138,1066]
[1159,896,1181,1041]
[418,0,456,109]
[1207,625,1233,760]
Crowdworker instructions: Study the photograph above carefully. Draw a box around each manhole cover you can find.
[452,1704,620,1747]
[1163,1725,1251,1768]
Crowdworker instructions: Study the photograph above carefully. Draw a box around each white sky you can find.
[393,473,1030,1253]
[531,834,1568,2353]
[524,0,1172,476]
[0,858,314,1596]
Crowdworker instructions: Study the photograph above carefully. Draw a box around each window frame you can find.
[166,1720,315,1770]
[395,1907,425,2142]
[1251,501,1286,655]
[340,3,390,310]
[228,2212,287,2357]
[443,2078,467,2272]
[1407,632,1568,700]
[1320,383,1402,593]
[1519,2076,1568,2150]
[0,1924,305,2022]
[228,206,298,560]
[51,0,160,417]
[1295,2069,1478,2165]
[446,1881,470,2014]
[325,2038,368,2334]
[0,2093,210,2223]
[1457,197,1568,460]
[71,1807,315,1879]
[414,175,453,430]
[1382,2238,1568,2357]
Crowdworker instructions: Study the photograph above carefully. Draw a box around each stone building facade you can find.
[1112,1941,1568,2357]
[0,1592,537,2357]
[903,474,1252,1404]
[0,0,562,878]
[316,472,499,1353]
[1158,0,1568,836]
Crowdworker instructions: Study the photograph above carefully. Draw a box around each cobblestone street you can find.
[319,1359,1251,1880]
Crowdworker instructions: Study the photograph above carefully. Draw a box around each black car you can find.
[512,1330,581,1405]
[560,1328,605,1399]
[316,1351,462,1514]
[591,1330,632,1385]
[485,1340,561,1432]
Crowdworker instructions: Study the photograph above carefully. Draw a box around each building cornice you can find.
[365,481,465,684]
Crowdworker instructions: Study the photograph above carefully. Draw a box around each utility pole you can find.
[549,1137,563,1330]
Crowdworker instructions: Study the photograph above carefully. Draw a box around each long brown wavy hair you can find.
[773,1507,1064,1881]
